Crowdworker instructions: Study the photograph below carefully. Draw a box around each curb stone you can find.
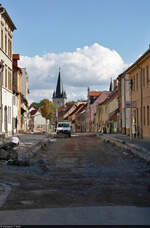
[98,134,150,162]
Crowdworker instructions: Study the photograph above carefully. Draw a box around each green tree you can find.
[40,99,56,132]
[40,99,50,119]
[28,102,41,110]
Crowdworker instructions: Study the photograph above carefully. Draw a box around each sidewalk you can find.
[0,206,150,225]
[98,133,150,162]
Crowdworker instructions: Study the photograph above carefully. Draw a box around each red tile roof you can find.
[30,109,38,115]
[89,91,102,97]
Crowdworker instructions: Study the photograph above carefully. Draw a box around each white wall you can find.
[2,88,12,133]
[34,111,47,129]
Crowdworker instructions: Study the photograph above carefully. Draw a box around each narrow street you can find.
[0,134,150,209]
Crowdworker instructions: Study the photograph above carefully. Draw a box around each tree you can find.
[40,99,50,118]
[28,102,41,110]
[40,99,56,132]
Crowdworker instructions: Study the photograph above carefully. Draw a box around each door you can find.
[4,106,8,133]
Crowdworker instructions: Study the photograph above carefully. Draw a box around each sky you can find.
[1,0,150,103]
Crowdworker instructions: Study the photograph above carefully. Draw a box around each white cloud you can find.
[19,43,127,103]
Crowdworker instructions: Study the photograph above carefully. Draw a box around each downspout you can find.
[0,7,5,134]
[136,63,143,138]
[123,74,126,134]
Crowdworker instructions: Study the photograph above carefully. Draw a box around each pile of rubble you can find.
[0,136,56,170]
[0,137,30,166]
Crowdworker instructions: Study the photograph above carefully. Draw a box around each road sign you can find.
[126,101,136,108]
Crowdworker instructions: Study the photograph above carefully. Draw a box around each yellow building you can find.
[95,102,108,133]
[118,47,150,138]
[95,88,118,133]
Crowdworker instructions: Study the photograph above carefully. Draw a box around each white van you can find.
[56,122,71,137]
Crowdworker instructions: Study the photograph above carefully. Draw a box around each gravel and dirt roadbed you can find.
[0,134,150,210]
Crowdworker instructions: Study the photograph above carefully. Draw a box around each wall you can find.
[2,87,12,134]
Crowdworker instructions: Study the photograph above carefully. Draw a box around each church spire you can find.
[52,68,67,107]
[55,68,63,98]
[53,68,67,99]
[109,78,113,92]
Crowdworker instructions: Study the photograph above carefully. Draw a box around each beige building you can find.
[118,47,150,138]
[20,68,29,132]
[95,88,118,133]
[12,54,21,133]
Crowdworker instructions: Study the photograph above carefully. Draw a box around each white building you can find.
[29,108,49,132]
[0,4,16,135]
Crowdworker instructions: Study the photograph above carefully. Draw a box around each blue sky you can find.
[1,0,150,63]
[1,0,150,102]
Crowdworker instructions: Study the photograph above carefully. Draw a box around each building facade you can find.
[20,68,29,132]
[0,5,16,135]
[12,54,21,133]
[118,47,150,138]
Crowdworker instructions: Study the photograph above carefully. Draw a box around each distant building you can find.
[52,69,67,107]
[12,54,21,134]
[28,108,49,133]
[86,88,102,132]
[20,68,29,132]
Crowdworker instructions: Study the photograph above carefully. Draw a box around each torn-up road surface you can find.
[0,133,150,213]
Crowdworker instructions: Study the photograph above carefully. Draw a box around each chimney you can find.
[113,79,117,90]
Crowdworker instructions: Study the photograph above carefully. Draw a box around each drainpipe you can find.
[0,7,5,134]
[136,64,143,139]
[0,60,4,134]
[123,75,126,134]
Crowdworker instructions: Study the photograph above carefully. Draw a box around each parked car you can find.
[56,122,71,137]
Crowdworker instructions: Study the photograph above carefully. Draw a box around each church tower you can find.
[52,69,67,107]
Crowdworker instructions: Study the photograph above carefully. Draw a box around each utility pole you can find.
[130,79,133,141]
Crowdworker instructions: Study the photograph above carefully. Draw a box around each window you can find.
[147,106,149,126]
[136,73,138,90]
[8,69,12,91]
[143,106,146,126]
[146,65,149,86]
[8,39,12,58]
[136,108,139,126]
[1,70,4,86]
[5,66,7,88]
[5,35,7,53]
[8,107,11,124]
[1,30,3,50]
[143,68,145,88]
[131,75,135,91]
